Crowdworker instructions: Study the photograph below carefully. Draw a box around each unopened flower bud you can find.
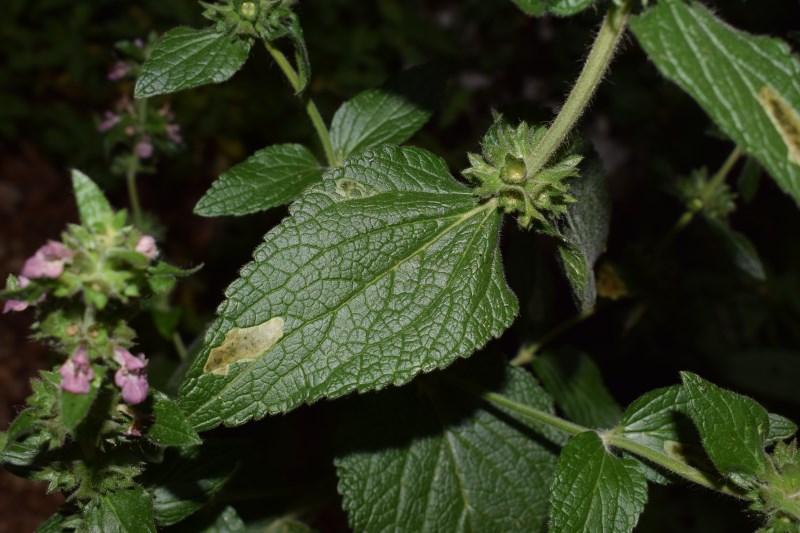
[135,235,158,259]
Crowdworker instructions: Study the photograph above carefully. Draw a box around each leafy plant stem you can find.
[172,332,187,361]
[510,309,594,366]
[455,378,748,499]
[263,40,336,167]
[527,0,632,175]
[446,376,588,436]
[604,433,747,499]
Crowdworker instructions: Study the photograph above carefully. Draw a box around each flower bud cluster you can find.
[200,0,298,40]
[463,115,581,230]
[675,168,736,221]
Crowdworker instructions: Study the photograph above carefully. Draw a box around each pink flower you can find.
[3,276,31,313]
[108,61,132,81]
[114,347,149,404]
[135,235,158,259]
[135,137,154,160]
[98,111,121,133]
[59,347,94,394]
[166,124,183,145]
[21,241,73,279]
[133,38,144,49]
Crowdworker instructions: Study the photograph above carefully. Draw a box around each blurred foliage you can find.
[3,0,800,531]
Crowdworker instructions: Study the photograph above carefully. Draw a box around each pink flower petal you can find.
[135,235,158,259]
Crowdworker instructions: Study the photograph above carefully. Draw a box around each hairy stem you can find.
[452,378,747,499]
[527,0,632,175]
[264,40,336,167]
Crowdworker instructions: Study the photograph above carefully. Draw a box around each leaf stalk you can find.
[263,40,336,167]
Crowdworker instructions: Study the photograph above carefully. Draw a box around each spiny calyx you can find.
[463,115,581,230]
[200,0,298,40]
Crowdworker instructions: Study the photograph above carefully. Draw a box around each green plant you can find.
[3,0,800,531]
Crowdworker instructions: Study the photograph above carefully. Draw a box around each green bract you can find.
[463,116,581,230]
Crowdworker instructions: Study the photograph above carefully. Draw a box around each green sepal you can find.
[72,169,114,230]
[145,391,202,447]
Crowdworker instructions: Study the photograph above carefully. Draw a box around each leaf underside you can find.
[631,0,800,204]
[179,145,517,430]
[336,359,560,533]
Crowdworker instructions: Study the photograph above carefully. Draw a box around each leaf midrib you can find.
[193,198,498,425]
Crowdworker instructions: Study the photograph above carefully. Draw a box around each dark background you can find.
[2,0,800,531]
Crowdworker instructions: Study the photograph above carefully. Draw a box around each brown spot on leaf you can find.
[758,85,800,166]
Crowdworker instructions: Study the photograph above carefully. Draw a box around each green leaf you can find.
[618,386,692,453]
[705,217,766,281]
[532,348,621,428]
[329,64,447,162]
[511,0,546,16]
[36,513,66,533]
[194,144,325,217]
[146,442,239,526]
[549,431,648,533]
[680,372,770,486]
[511,0,594,16]
[83,487,156,533]
[547,0,595,16]
[766,413,798,444]
[201,506,246,533]
[617,385,700,484]
[0,432,6,454]
[146,391,202,447]
[179,145,517,430]
[61,366,105,434]
[631,0,800,205]
[335,360,560,532]
[134,27,253,99]
[557,161,611,311]
[72,170,113,228]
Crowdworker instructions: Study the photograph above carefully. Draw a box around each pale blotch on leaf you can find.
[203,317,285,376]
[757,85,800,166]
[335,179,377,199]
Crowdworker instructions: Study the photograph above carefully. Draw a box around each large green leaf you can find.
[83,487,157,533]
[329,64,446,163]
[135,27,253,99]
[557,160,611,311]
[549,431,648,533]
[335,359,560,532]
[681,372,769,487]
[631,0,800,204]
[194,144,325,217]
[179,145,517,430]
